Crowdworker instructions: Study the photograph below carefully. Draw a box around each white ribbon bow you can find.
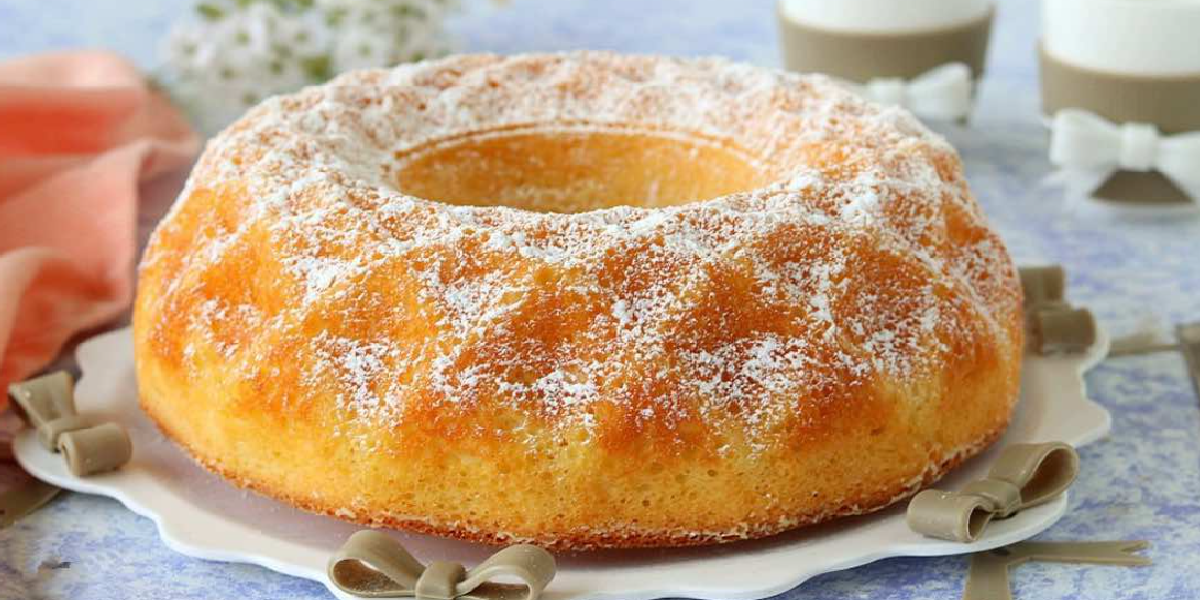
[851,63,974,121]
[1049,108,1200,203]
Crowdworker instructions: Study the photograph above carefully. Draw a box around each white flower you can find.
[331,23,396,73]
[278,13,331,59]
[239,2,285,56]
[163,25,203,66]
[313,0,361,14]
[393,21,451,62]
[211,7,277,64]
[161,0,464,134]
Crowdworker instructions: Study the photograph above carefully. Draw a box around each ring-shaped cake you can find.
[134,52,1023,549]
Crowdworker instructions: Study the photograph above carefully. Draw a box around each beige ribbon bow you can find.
[964,541,1150,600]
[907,442,1079,543]
[328,530,557,600]
[7,371,132,476]
[1018,265,1097,355]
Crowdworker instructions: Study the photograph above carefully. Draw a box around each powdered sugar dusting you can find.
[141,52,1021,449]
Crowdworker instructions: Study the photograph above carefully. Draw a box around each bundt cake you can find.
[133,52,1023,549]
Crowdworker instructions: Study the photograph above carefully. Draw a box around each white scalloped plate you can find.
[15,326,1111,600]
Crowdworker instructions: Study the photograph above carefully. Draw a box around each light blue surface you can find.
[2,0,1199,598]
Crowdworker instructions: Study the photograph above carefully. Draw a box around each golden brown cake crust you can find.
[134,52,1024,549]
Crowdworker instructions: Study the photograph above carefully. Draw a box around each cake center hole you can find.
[392,125,769,214]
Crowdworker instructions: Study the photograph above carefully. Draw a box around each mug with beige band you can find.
[1041,0,1200,216]
[776,0,994,122]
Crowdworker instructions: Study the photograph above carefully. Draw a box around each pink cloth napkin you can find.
[0,51,199,404]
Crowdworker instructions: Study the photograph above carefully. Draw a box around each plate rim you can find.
[14,326,1111,600]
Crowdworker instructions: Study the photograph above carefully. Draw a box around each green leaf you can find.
[325,7,347,27]
[195,3,226,20]
[301,54,332,81]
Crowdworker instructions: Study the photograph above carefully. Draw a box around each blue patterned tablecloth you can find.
[2,0,1199,598]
